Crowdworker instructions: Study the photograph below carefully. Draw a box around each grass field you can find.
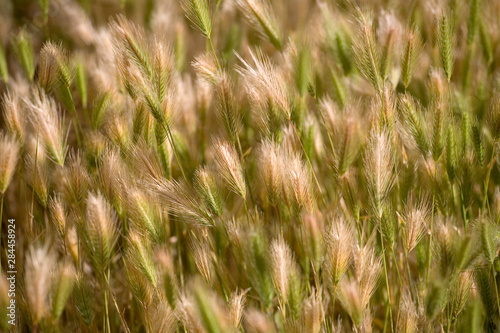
[0,0,499,332]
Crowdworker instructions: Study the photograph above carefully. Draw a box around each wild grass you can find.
[0,0,500,332]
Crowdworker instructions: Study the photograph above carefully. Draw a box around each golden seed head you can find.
[0,132,20,193]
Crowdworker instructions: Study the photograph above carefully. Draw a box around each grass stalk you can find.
[491,264,500,318]
[404,247,415,300]
[380,232,394,333]
[391,247,403,295]
[163,123,188,182]
[426,186,436,285]
[482,140,496,214]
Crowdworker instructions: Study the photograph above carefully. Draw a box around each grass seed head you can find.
[189,234,214,284]
[84,192,119,273]
[396,292,418,333]
[181,0,213,38]
[25,243,56,324]
[2,91,25,142]
[0,132,19,194]
[236,0,283,50]
[153,177,215,226]
[229,289,248,330]
[213,139,246,200]
[194,166,225,217]
[237,49,290,120]
[402,196,430,253]
[127,231,159,288]
[364,129,395,220]
[26,89,67,166]
[270,237,294,304]
[48,196,66,239]
[325,215,355,286]
[302,288,324,333]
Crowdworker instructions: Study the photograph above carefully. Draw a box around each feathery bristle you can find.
[213,72,241,144]
[212,139,246,200]
[244,307,276,333]
[237,49,290,120]
[325,216,355,286]
[324,101,363,176]
[38,42,68,92]
[377,10,402,81]
[84,192,119,273]
[270,237,294,304]
[364,129,395,220]
[352,240,382,310]
[2,91,25,142]
[353,10,382,94]
[229,289,248,330]
[129,139,165,181]
[24,154,49,207]
[236,0,283,50]
[258,140,283,206]
[401,196,430,253]
[194,166,224,217]
[0,132,19,194]
[192,52,218,84]
[189,234,214,284]
[438,13,454,82]
[127,188,164,243]
[181,0,212,38]
[2,2,500,331]
[178,294,206,333]
[48,196,66,239]
[337,279,364,326]
[401,27,423,89]
[60,151,90,204]
[25,89,67,166]
[451,271,474,320]
[396,292,418,333]
[25,244,56,324]
[127,231,159,288]
[152,177,215,226]
[302,288,324,333]
[148,301,177,333]
[283,149,313,212]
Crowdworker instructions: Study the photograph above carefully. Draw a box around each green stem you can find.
[243,199,253,223]
[0,194,3,269]
[30,135,39,236]
[331,284,337,318]
[492,264,500,318]
[482,141,496,215]
[426,189,436,285]
[208,37,221,71]
[215,269,229,302]
[103,289,108,333]
[104,272,132,333]
[163,123,188,182]
[380,232,394,333]
[383,304,389,333]
[446,301,452,333]
[103,269,111,333]
[391,247,403,295]
[404,247,415,301]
